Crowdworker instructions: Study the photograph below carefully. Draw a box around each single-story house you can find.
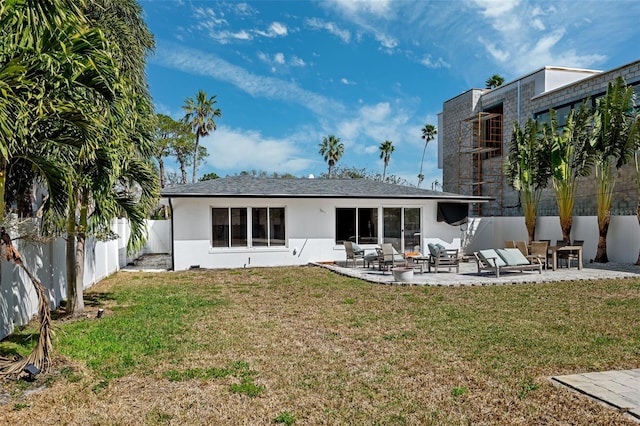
[161,176,491,270]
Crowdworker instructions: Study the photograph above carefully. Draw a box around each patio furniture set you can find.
[344,239,584,279]
[475,240,583,277]
[343,241,459,274]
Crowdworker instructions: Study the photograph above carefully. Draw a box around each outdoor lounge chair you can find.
[364,247,382,269]
[528,240,549,270]
[380,243,408,272]
[474,248,543,278]
[344,241,365,267]
[566,240,584,268]
[426,243,459,273]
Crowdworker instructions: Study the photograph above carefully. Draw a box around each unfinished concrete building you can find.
[438,59,640,217]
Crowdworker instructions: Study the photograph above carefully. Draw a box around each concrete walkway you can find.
[552,370,640,423]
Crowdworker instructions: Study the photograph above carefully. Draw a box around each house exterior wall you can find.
[440,60,640,217]
[170,197,466,270]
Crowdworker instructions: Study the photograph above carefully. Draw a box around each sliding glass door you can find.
[383,207,421,253]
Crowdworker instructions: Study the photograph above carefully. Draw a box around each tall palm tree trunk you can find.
[595,166,614,263]
[158,158,166,188]
[73,189,88,316]
[0,158,6,222]
[596,214,610,263]
[66,199,78,314]
[522,190,538,243]
[192,134,200,183]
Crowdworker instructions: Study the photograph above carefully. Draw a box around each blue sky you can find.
[142,0,640,187]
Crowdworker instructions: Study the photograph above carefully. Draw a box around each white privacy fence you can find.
[463,215,640,264]
[0,219,171,341]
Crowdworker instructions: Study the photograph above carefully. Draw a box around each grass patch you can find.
[1,267,639,424]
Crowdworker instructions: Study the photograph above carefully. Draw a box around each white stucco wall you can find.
[169,197,469,270]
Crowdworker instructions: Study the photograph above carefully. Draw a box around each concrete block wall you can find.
[441,89,483,193]
[441,60,640,217]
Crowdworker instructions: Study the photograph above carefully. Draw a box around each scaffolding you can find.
[457,111,504,216]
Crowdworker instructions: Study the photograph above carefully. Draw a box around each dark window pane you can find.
[252,208,268,246]
[336,208,356,244]
[231,208,247,247]
[212,208,229,247]
[383,207,401,251]
[358,208,378,244]
[404,208,420,252]
[270,208,286,246]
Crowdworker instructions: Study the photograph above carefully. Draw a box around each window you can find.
[555,105,571,127]
[335,207,378,244]
[213,207,285,248]
[252,207,286,246]
[212,208,247,247]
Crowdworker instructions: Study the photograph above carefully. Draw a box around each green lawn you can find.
[1,266,639,425]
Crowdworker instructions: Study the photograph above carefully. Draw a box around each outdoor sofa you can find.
[474,248,543,278]
[426,243,459,273]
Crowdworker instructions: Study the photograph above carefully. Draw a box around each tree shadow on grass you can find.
[83,292,116,308]
[0,327,39,357]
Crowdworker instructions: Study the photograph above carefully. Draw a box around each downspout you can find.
[168,197,175,271]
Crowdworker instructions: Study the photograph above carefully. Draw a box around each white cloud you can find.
[467,0,612,74]
[328,0,393,19]
[257,52,306,70]
[191,6,254,44]
[321,1,398,51]
[340,78,356,85]
[200,126,313,174]
[153,42,343,117]
[374,33,398,50]
[274,53,285,64]
[290,56,306,67]
[473,0,520,18]
[305,17,351,43]
[255,22,288,38]
[419,55,450,69]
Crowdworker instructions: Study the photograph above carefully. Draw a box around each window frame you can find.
[335,207,379,245]
[212,206,286,249]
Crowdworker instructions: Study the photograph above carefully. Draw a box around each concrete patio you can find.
[316,258,640,286]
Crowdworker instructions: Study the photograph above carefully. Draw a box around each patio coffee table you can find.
[408,255,430,273]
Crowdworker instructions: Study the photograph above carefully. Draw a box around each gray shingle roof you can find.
[161,176,492,202]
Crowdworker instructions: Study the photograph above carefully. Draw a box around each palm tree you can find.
[0,0,116,222]
[183,90,221,183]
[63,0,159,316]
[504,119,551,243]
[541,103,596,242]
[379,140,395,181]
[0,0,120,375]
[318,135,344,178]
[485,74,505,89]
[592,77,640,262]
[418,124,437,187]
